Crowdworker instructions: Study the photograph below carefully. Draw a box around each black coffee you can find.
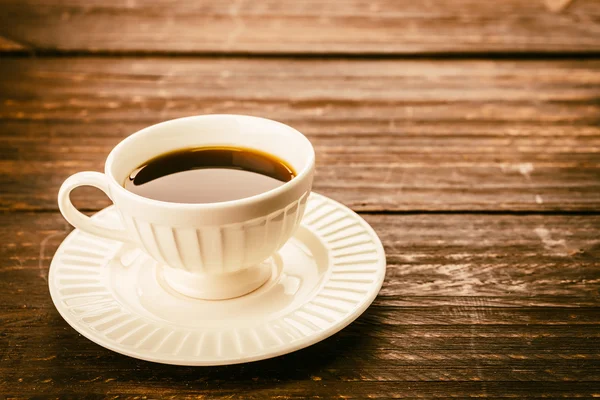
[124,146,296,203]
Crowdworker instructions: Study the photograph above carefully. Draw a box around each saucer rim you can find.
[49,192,386,366]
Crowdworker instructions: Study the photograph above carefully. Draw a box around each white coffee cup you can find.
[58,115,315,300]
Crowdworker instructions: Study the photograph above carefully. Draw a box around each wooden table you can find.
[1,0,599,398]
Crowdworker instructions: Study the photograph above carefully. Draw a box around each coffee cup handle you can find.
[58,171,133,243]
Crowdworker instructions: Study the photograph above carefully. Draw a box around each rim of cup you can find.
[104,114,315,210]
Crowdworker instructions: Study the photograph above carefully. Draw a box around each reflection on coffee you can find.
[123,146,296,204]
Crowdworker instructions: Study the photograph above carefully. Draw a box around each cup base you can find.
[161,261,273,300]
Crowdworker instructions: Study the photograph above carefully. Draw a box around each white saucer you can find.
[49,193,386,366]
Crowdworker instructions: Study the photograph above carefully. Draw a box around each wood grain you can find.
[0,35,27,51]
[1,57,598,212]
[0,0,599,54]
[1,211,599,397]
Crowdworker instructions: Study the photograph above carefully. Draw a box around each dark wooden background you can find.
[1,0,600,398]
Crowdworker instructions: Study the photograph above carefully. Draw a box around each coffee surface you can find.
[124,146,295,203]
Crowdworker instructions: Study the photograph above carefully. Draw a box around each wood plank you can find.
[5,212,598,301]
[1,57,599,212]
[1,212,599,397]
[0,0,598,54]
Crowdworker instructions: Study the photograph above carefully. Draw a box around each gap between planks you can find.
[2,49,600,60]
